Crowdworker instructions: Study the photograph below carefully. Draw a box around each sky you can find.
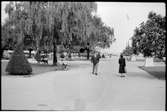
[96,2,165,54]
[1,2,166,54]
[1,2,9,26]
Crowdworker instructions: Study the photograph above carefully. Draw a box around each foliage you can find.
[131,11,166,58]
[87,16,115,49]
[3,2,115,50]
[5,43,32,75]
[2,2,116,63]
[122,46,134,56]
[3,2,33,75]
[1,22,17,50]
[60,53,65,58]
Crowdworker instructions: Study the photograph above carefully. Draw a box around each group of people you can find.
[91,52,126,77]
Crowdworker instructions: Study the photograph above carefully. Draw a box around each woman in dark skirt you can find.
[118,54,126,77]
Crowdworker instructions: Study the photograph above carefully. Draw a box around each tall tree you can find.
[132,12,166,58]
[131,12,166,66]
[2,2,115,65]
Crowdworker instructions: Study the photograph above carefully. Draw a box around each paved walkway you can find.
[2,57,165,110]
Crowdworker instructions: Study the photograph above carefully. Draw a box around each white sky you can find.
[96,2,166,54]
[1,2,166,54]
[1,2,9,24]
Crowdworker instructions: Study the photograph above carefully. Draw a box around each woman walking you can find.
[118,54,126,77]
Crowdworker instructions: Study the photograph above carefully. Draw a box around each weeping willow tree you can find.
[58,2,115,59]
[3,2,115,67]
[57,2,98,60]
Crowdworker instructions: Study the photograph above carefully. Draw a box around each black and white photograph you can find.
[1,1,166,111]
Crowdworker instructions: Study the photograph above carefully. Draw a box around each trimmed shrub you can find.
[60,53,65,58]
[5,43,32,75]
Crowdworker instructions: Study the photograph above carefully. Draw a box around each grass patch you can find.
[1,59,90,77]
[1,60,65,76]
[139,66,166,80]
[31,63,57,75]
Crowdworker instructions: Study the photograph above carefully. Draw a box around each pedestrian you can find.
[118,54,126,77]
[91,52,101,75]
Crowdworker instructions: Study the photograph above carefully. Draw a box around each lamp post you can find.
[86,42,90,60]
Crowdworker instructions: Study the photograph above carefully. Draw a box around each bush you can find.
[60,53,65,58]
[5,43,32,75]
[153,57,164,62]
[34,50,41,62]
[80,48,85,53]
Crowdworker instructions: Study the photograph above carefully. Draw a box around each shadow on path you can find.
[138,66,165,80]
[127,71,156,80]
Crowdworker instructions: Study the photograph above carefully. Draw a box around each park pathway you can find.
[2,56,165,110]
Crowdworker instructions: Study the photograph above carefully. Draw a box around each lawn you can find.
[1,60,58,76]
[1,59,90,77]
[139,66,166,80]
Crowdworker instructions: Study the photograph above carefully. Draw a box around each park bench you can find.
[36,54,48,64]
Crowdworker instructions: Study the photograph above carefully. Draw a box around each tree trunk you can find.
[144,57,154,67]
[87,48,90,60]
[34,38,41,61]
[53,41,57,66]
[68,51,72,60]
[28,49,32,58]
[163,57,166,62]
[1,49,4,58]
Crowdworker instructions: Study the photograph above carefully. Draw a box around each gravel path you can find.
[2,57,165,110]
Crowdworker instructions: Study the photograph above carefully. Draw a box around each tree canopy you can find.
[131,11,166,58]
[2,2,115,51]
[122,46,133,56]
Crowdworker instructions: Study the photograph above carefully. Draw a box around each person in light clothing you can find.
[91,52,101,75]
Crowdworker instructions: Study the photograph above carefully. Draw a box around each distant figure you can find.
[118,54,126,77]
[102,54,105,58]
[91,52,101,75]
